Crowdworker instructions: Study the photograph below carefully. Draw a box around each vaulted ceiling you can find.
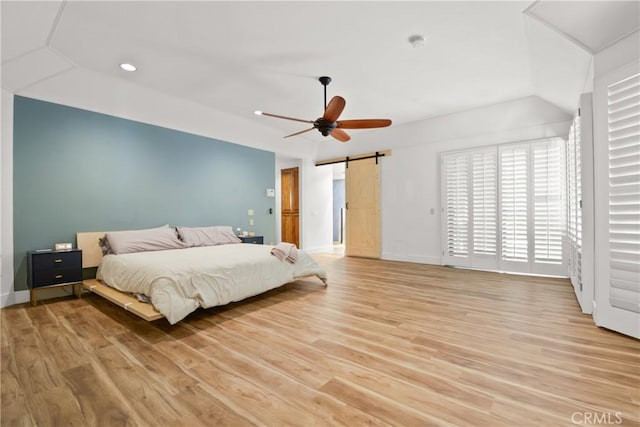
[2,1,638,159]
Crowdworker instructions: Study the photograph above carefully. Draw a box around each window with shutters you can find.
[500,145,529,264]
[567,121,577,246]
[533,141,565,264]
[442,138,566,275]
[472,151,497,256]
[443,155,469,264]
[576,114,583,249]
[567,112,583,293]
[607,72,640,314]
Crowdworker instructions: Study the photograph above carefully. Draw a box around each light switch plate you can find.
[266,188,275,198]
[248,209,254,216]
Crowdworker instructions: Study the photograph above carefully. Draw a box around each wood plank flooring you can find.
[2,254,639,426]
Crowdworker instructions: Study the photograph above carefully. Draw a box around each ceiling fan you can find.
[254,76,392,143]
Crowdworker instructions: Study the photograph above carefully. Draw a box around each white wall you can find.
[317,95,572,265]
[299,159,333,253]
[1,90,23,306]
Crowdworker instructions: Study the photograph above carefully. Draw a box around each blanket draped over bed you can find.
[97,244,327,324]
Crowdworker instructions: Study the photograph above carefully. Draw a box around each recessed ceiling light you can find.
[119,63,137,72]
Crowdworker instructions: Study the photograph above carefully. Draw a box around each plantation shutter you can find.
[576,115,583,250]
[607,72,640,314]
[442,140,566,275]
[472,151,497,255]
[443,154,470,266]
[567,114,582,291]
[533,140,565,270]
[500,145,529,268]
[471,150,498,269]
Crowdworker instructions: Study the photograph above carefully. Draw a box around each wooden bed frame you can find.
[77,232,164,321]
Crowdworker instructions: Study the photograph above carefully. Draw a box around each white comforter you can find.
[96,244,327,324]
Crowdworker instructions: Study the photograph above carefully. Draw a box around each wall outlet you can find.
[249,219,254,225]
[55,242,72,250]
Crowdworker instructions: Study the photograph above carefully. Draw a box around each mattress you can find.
[97,243,327,324]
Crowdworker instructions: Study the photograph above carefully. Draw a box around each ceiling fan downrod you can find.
[319,76,332,110]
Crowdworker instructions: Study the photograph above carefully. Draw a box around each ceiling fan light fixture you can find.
[254,110,263,115]
[119,63,137,72]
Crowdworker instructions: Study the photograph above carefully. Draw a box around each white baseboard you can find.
[1,290,29,308]
[382,252,442,265]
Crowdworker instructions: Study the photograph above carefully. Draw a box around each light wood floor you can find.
[2,254,639,426]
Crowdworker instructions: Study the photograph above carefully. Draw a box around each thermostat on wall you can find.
[55,243,72,251]
[266,188,275,198]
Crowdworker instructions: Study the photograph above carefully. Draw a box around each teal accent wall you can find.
[13,96,276,291]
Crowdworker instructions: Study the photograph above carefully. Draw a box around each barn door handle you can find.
[346,202,349,210]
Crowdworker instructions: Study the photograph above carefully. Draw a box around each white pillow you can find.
[176,225,241,247]
[106,227,187,255]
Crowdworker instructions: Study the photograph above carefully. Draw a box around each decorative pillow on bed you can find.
[99,224,170,255]
[176,225,241,247]
[105,226,187,255]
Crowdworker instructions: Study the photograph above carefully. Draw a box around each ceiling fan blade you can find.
[283,127,315,138]
[337,119,392,129]
[256,111,314,124]
[330,128,351,143]
[323,96,346,122]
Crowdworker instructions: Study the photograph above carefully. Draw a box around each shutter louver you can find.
[500,146,529,262]
[444,155,469,258]
[533,141,564,264]
[472,151,497,256]
[608,72,640,314]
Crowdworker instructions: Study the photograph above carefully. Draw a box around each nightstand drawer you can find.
[240,236,264,244]
[30,251,82,271]
[31,268,82,288]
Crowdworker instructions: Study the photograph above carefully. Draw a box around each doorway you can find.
[332,163,346,253]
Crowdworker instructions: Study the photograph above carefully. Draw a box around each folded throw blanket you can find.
[271,242,298,264]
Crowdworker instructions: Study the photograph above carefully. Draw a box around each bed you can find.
[77,227,327,324]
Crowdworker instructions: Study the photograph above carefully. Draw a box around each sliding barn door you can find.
[345,158,381,258]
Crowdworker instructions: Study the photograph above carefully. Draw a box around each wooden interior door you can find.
[281,167,300,247]
[345,158,381,258]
